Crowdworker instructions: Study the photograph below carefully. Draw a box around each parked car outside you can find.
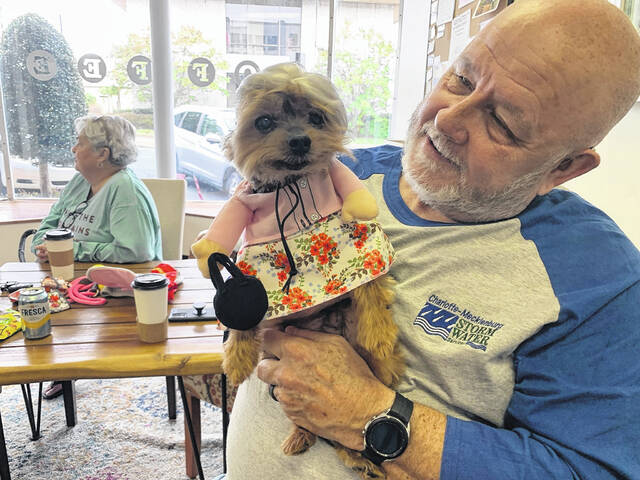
[174,105,242,196]
[0,153,75,196]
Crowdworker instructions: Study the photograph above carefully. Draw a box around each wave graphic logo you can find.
[413,303,459,340]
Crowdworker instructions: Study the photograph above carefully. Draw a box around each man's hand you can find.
[34,244,49,263]
[257,326,395,451]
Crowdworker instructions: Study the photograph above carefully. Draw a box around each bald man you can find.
[222,1,640,479]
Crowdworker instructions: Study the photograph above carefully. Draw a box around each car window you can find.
[200,115,225,137]
[174,112,186,126]
[181,112,201,133]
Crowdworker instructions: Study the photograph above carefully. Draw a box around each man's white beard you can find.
[403,121,550,223]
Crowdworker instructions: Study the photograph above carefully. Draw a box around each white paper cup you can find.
[45,229,75,280]
[131,273,169,343]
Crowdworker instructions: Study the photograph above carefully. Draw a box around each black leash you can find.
[275,184,300,294]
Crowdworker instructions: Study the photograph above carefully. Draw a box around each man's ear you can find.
[537,149,600,195]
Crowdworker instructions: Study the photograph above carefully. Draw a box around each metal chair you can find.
[16,228,77,440]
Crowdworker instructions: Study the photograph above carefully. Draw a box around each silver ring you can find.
[269,384,278,402]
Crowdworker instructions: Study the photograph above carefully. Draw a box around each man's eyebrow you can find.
[457,54,535,139]
[454,56,473,74]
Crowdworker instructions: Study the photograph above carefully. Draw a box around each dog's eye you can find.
[308,112,324,128]
[255,115,274,133]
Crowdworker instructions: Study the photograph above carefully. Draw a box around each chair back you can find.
[142,178,186,260]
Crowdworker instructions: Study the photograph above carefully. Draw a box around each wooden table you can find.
[0,259,223,480]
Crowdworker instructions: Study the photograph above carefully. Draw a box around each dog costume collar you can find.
[275,183,301,294]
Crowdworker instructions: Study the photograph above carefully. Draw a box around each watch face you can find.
[365,416,409,457]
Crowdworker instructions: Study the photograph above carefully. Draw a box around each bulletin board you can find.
[425,0,509,95]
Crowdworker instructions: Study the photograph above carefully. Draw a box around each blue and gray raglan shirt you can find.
[225,145,640,479]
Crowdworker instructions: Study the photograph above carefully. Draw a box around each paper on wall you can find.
[433,57,449,87]
[449,8,472,61]
[436,0,456,25]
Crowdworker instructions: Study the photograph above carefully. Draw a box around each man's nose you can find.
[434,102,470,144]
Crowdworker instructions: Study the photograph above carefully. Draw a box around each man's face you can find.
[404,23,579,222]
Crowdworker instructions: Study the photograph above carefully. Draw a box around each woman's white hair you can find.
[75,115,137,167]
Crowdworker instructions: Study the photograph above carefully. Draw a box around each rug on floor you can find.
[0,377,223,480]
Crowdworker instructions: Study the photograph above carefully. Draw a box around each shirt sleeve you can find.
[203,193,253,254]
[73,202,160,263]
[329,157,368,200]
[440,281,640,479]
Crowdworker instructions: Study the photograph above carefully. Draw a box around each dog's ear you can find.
[223,131,235,163]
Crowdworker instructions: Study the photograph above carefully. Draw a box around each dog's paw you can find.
[222,331,261,385]
[282,427,316,455]
[359,328,396,360]
[222,357,254,385]
[335,447,385,479]
[366,346,405,387]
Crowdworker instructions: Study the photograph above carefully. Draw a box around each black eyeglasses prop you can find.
[61,200,88,229]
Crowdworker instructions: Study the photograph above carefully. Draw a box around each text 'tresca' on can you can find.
[18,287,51,340]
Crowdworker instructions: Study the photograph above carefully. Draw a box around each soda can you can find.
[18,287,51,340]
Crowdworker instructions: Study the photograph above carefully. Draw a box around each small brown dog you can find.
[191,63,404,479]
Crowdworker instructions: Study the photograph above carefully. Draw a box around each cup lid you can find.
[45,229,74,240]
[131,273,169,290]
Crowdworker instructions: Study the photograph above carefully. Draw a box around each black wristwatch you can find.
[361,392,413,466]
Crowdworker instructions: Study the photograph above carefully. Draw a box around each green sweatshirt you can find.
[32,168,162,263]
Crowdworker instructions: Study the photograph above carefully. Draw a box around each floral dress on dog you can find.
[201,157,396,320]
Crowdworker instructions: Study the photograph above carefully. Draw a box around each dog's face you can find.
[224,64,350,192]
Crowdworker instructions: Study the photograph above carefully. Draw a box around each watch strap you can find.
[363,442,388,466]
[389,391,413,425]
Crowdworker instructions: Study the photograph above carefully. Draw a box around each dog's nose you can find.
[288,135,311,155]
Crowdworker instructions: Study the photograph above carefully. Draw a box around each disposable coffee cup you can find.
[131,273,170,343]
[44,229,75,280]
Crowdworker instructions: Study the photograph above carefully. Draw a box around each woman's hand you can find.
[257,326,395,451]
[34,244,49,263]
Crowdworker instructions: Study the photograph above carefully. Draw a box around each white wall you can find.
[565,102,640,248]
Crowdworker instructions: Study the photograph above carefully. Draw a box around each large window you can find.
[332,0,400,147]
[0,0,402,202]
[0,0,152,199]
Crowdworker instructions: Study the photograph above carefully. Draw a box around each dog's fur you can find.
[202,63,404,479]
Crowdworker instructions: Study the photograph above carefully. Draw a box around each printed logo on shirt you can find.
[59,207,96,237]
[413,294,504,352]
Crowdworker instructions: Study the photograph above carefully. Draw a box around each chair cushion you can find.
[183,374,237,414]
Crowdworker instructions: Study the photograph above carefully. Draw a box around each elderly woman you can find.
[31,115,162,400]
[31,114,162,264]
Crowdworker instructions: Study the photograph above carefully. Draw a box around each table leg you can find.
[184,391,201,479]
[61,381,77,427]
[0,409,11,480]
[220,373,228,473]
[178,377,205,480]
[166,376,177,420]
[20,383,43,441]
